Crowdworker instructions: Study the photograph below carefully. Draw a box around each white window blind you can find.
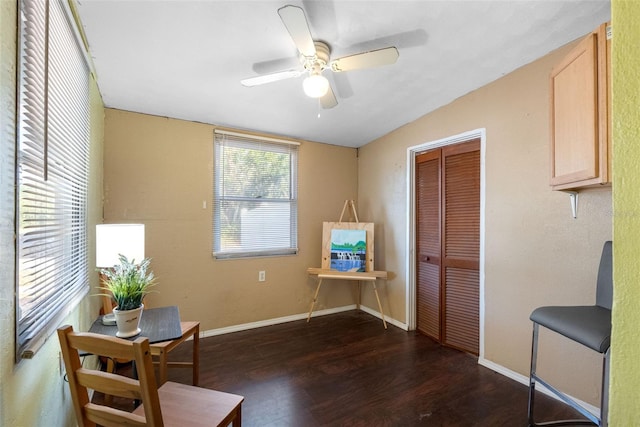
[213,130,298,259]
[16,0,90,360]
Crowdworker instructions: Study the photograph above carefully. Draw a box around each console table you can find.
[89,306,199,386]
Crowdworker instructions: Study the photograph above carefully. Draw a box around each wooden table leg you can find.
[150,321,200,386]
[307,278,324,322]
[105,358,115,404]
[233,405,242,427]
[372,281,387,329]
[158,349,168,386]
[192,323,199,386]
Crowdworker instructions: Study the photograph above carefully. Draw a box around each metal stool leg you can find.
[600,348,609,427]
[528,321,603,426]
[528,323,539,426]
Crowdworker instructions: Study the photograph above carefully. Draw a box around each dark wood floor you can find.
[99,310,583,426]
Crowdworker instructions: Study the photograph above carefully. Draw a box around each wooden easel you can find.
[307,200,388,328]
[338,199,359,223]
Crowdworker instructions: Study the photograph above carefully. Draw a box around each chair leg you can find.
[600,348,610,427]
[528,321,601,427]
[528,323,539,427]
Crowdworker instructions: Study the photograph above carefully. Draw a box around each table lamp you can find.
[96,224,145,323]
[96,223,145,268]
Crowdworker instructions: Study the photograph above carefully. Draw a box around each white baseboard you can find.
[358,304,408,330]
[200,304,407,339]
[477,357,599,417]
[201,305,357,338]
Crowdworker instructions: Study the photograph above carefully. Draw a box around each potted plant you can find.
[98,254,156,338]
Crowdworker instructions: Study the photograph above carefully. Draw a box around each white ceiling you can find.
[75,0,610,148]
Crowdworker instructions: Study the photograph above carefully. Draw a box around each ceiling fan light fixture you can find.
[303,73,329,98]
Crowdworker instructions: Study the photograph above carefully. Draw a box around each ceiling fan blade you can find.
[241,70,302,87]
[320,84,338,109]
[252,56,300,75]
[330,47,399,72]
[278,5,316,57]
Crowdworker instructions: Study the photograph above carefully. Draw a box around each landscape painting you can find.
[330,229,366,272]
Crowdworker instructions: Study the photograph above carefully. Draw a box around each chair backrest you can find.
[57,325,164,427]
[596,240,613,310]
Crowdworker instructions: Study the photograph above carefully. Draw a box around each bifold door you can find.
[416,139,480,355]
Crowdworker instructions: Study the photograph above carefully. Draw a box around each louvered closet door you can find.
[415,139,480,355]
[442,141,480,354]
[416,150,441,339]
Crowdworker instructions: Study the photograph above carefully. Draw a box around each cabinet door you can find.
[550,23,609,190]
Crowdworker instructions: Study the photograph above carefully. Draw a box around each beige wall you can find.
[358,38,612,406]
[2,1,625,423]
[0,1,105,425]
[103,109,359,330]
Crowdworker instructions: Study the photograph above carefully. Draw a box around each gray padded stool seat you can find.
[527,241,612,427]
[530,306,611,353]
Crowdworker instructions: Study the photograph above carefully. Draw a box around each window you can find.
[15,0,91,360]
[213,130,298,259]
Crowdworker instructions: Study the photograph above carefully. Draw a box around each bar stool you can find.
[527,241,612,427]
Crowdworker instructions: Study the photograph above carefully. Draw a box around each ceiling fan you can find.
[241,4,399,109]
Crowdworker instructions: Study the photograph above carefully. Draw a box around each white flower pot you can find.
[113,304,144,338]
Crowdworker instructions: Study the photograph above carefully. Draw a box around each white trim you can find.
[214,129,301,146]
[478,357,600,417]
[359,304,408,330]
[200,305,406,339]
[200,305,356,338]
[405,128,487,358]
[60,0,95,75]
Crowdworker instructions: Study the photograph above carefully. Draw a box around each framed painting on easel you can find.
[329,228,366,272]
[321,222,374,272]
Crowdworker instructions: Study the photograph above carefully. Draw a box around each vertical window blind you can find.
[16,0,90,359]
[213,130,299,259]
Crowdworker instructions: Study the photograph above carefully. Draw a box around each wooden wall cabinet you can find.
[549,22,611,190]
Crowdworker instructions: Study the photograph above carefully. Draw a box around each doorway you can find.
[406,129,485,357]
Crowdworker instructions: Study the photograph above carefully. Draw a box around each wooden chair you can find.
[101,293,200,386]
[58,325,243,427]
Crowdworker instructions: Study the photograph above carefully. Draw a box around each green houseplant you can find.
[98,254,156,337]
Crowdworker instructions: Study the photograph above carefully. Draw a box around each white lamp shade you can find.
[96,224,145,267]
[303,74,329,98]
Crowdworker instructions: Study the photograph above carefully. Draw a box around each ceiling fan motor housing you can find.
[302,41,331,73]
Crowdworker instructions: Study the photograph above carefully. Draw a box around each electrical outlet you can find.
[258,271,266,282]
